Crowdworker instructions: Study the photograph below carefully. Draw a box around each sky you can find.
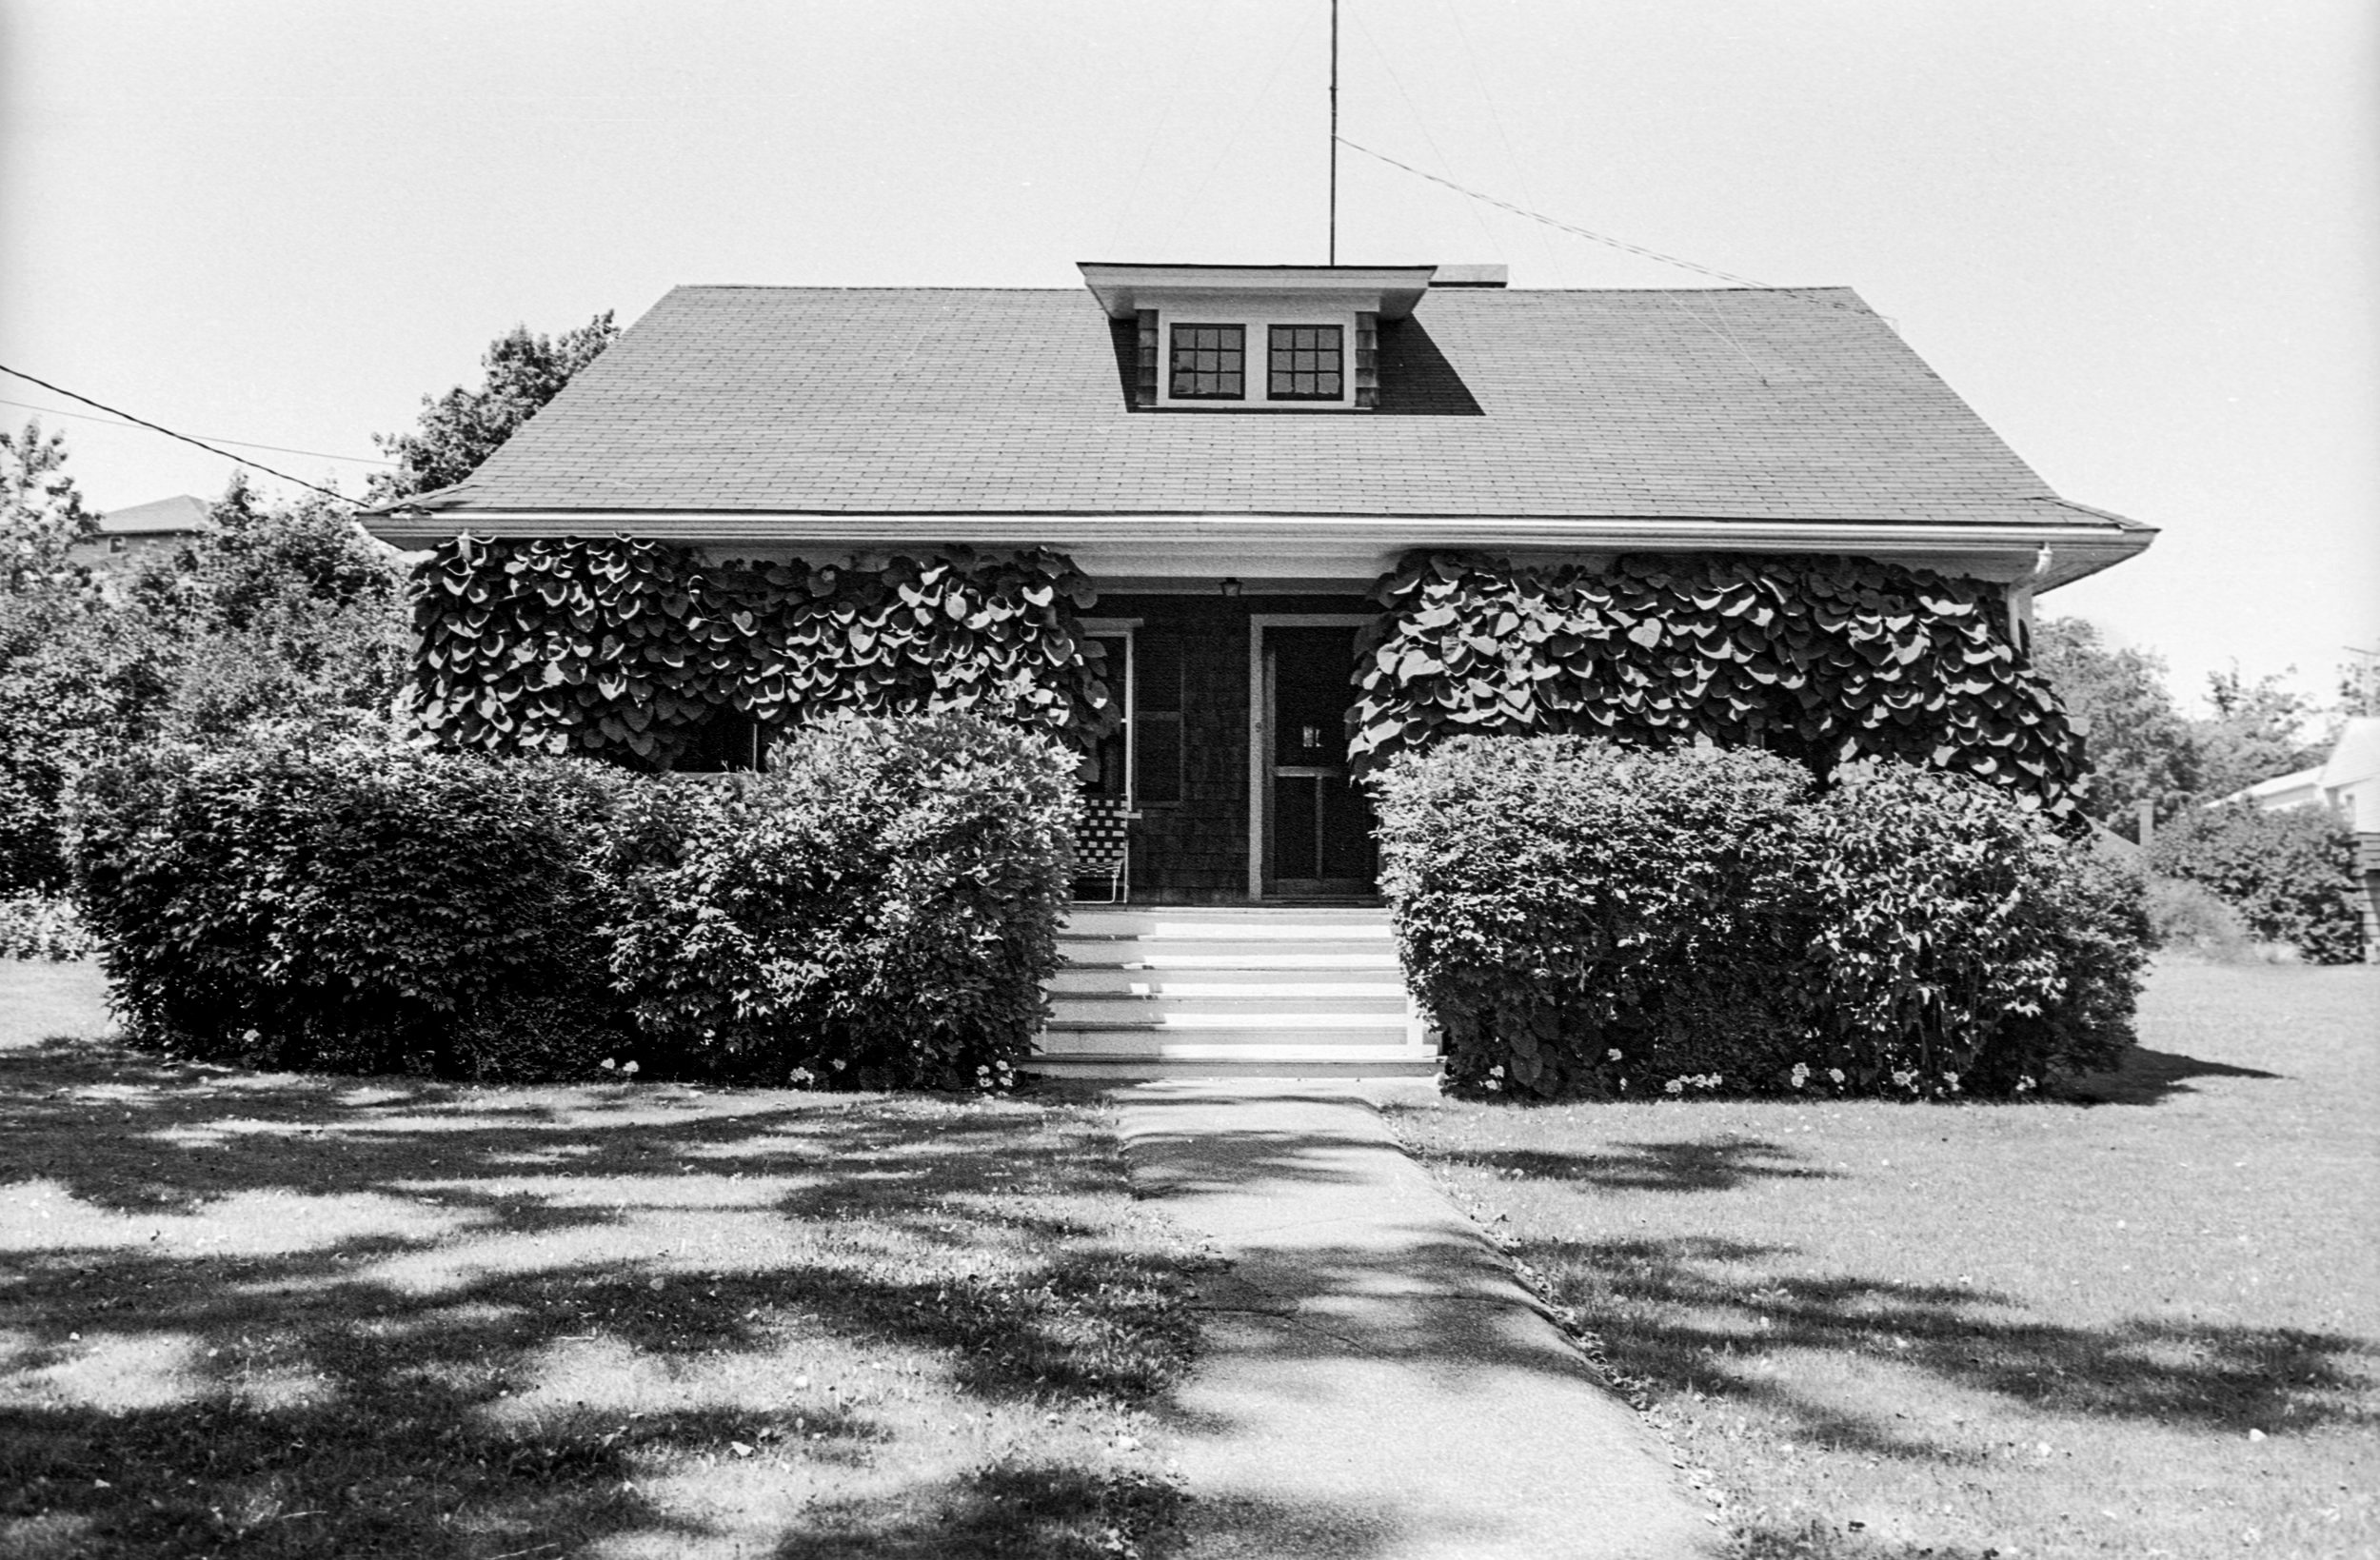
[3,0,2373,712]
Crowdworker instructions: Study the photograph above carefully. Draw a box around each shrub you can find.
[2144,875,2260,962]
[1376,738,2150,1100]
[65,731,624,1072]
[1375,736,1816,1097]
[604,711,1079,1089]
[2148,802,2363,964]
[1799,761,2148,1096]
[0,893,96,960]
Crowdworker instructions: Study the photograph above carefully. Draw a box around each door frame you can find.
[1246,613,1375,901]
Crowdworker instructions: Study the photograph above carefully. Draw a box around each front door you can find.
[1261,624,1378,898]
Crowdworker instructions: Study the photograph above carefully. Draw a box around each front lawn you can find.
[0,961,1202,1559]
[1382,960,2380,1559]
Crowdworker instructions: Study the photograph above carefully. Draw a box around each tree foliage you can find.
[367,312,618,501]
[0,467,409,894]
[1,419,99,594]
[2192,667,2328,803]
[2030,616,2198,823]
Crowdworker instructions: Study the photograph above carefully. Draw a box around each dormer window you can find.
[1268,326,1343,400]
[1170,325,1245,400]
[1081,263,1438,412]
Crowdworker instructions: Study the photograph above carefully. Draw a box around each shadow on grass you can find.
[1458,1135,1848,1194]
[0,1036,1205,1559]
[1520,1233,2372,1458]
[2057,1045,2282,1107]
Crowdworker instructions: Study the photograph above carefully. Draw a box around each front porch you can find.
[1078,591,1383,904]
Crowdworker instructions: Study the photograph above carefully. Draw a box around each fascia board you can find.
[362,509,2151,586]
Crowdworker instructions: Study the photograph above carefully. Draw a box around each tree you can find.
[2031,616,2197,825]
[2340,649,2379,720]
[1,419,99,595]
[2191,666,2327,802]
[125,473,409,740]
[367,312,618,502]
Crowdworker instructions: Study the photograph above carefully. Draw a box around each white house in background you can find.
[2225,717,2380,832]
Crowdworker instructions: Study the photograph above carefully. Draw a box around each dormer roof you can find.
[1077,263,1437,322]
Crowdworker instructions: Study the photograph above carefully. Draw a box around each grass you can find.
[0,961,1206,1559]
[1379,959,2380,1560]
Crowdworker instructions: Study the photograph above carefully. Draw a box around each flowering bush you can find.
[1376,737,2149,1100]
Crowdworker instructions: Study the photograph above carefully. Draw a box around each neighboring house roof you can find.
[2219,720,2380,811]
[2226,766,2325,808]
[96,494,209,537]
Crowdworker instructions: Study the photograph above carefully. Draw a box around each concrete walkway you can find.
[1113,1081,1717,1560]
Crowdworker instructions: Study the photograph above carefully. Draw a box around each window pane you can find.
[1266,325,1343,400]
[1169,324,1246,399]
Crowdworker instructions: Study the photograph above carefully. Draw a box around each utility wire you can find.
[1335,137,1777,290]
[0,396,394,467]
[0,363,355,503]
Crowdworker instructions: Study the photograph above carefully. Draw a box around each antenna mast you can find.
[1328,0,1339,265]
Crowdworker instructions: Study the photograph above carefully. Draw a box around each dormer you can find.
[1079,262,1439,411]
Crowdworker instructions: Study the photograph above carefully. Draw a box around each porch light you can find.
[1219,577,1242,598]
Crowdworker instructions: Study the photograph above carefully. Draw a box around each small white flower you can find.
[1827,1068,1845,1085]
[621,1060,640,1076]
[600,1058,618,1072]
[1944,1072,1961,1092]
[1484,1078,1500,1092]
[1664,1078,1684,1096]
[1606,1049,1623,1062]
[1789,1063,1810,1089]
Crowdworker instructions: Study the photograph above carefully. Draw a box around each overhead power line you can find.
[0,396,393,468]
[1335,137,1775,289]
[0,363,355,503]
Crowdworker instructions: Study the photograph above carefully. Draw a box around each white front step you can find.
[1049,973,1406,998]
[1034,906,1437,1079]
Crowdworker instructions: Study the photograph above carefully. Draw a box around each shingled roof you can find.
[386,284,2130,531]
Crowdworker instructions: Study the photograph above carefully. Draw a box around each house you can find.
[69,493,208,567]
[362,261,2171,1075]
[2220,716,2380,958]
[365,264,2153,894]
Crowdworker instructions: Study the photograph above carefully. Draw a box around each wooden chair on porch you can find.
[1074,795,1137,904]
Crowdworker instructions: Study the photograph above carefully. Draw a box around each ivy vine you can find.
[410,535,1115,764]
[1349,551,2083,818]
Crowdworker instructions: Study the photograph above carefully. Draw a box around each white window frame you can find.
[1154,305,1359,410]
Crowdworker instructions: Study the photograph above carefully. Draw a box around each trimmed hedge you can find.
[2148,802,2363,964]
[605,712,1078,1089]
[1375,737,2148,1100]
[63,713,1077,1088]
[66,734,625,1076]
